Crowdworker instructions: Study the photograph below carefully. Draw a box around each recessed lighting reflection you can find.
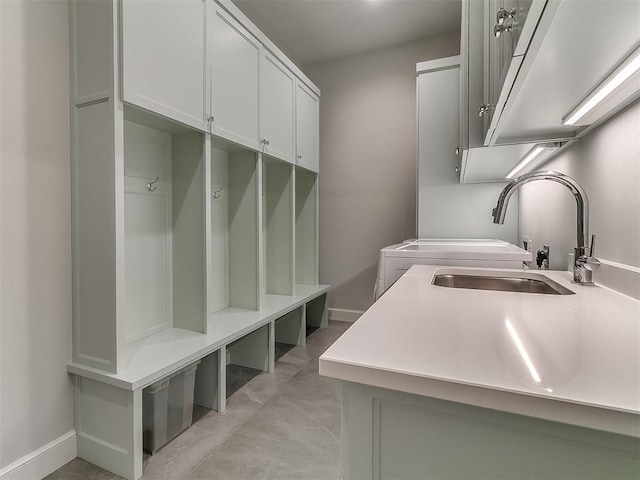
[505,319,541,383]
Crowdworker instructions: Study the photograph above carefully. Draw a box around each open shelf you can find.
[123,107,207,343]
[295,166,318,286]
[275,305,305,352]
[226,322,272,394]
[210,141,260,315]
[263,156,294,296]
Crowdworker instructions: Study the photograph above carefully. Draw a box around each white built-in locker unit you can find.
[67,1,326,478]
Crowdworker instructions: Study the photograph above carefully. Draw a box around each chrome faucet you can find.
[492,171,599,284]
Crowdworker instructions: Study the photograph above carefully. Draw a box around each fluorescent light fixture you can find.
[506,146,545,179]
[506,319,541,383]
[506,142,562,179]
[563,45,640,126]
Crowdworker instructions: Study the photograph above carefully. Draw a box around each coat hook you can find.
[147,176,159,192]
[212,186,223,199]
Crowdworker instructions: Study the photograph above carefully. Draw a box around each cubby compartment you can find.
[123,107,207,343]
[210,140,260,314]
[275,306,305,359]
[262,156,294,297]
[295,166,318,288]
[226,324,272,397]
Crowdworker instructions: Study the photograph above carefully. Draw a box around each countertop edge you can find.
[319,357,640,439]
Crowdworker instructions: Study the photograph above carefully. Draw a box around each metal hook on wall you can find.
[147,176,159,192]
[212,186,223,199]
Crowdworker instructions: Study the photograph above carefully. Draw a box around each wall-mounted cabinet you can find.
[121,0,321,170]
[120,0,207,132]
[295,82,320,173]
[491,0,640,145]
[208,3,261,150]
[459,0,543,183]
[483,0,542,144]
[459,0,639,182]
[260,53,296,163]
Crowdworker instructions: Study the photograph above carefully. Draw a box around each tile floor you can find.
[45,320,351,480]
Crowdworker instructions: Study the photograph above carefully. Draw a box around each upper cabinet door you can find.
[484,0,545,144]
[295,81,320,173]
[260,52,296,164]
[208,3,260,150]
[121,0,206,132]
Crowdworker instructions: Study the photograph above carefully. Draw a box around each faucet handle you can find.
[585,257,601,271]
[585,234,600,272]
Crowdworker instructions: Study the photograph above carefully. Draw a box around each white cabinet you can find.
[260,52,296,163]
[295,81,320,173]
[208,2,260,150]
[341,382,640,480]
[494,0,640,144]
[121,0,206,131]
[484,0,543,144]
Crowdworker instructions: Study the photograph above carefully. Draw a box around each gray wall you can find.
[305,33,460,313]
[417,63,519,243]
[519,101,640,291]
[0,0,74,470]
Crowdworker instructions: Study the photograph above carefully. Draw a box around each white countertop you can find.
[320,265,640,437]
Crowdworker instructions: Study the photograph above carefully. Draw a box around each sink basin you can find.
[432,271,574,295]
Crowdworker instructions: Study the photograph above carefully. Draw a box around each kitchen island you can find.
[320,265,640,479]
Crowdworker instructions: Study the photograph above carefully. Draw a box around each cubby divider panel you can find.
[264,157,294,296]
[194,348,225,412]
[306,293,328,330]
[295,167,318,286]
[172,132,206,333]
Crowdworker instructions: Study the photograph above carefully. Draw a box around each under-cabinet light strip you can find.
[505,319,541,383]
[505,146,546,179]
[563,45,640,126]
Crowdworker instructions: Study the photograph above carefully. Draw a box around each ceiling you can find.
[233,0,462,67]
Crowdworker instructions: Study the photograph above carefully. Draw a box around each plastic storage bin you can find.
[143,360,200,453]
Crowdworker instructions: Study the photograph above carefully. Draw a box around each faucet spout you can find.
[492,171,597,284]
[492,171,589,249]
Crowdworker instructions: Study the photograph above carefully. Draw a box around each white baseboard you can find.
[328,308,364,323]
[0,431,76,480]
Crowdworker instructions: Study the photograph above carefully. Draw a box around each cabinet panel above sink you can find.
[492,0,640,146]
[459,0,640,183]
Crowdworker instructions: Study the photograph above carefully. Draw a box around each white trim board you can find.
[597,258,640,301]
[328,308,363,323]
[0,431,76,480]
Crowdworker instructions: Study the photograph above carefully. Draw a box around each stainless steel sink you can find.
[432,271,574,295]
